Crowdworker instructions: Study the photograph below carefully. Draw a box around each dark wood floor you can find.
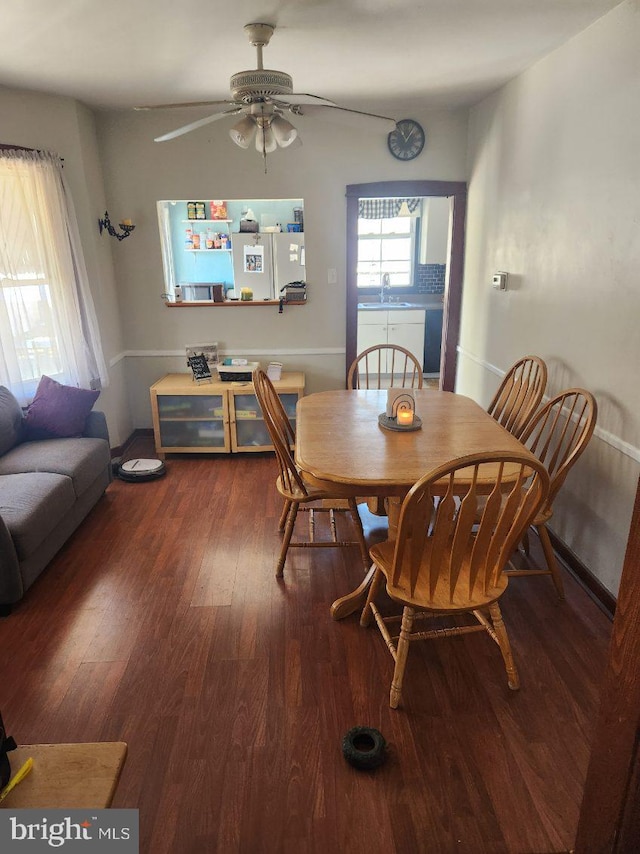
[0,443,612,853]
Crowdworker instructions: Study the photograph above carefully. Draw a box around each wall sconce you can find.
[98,211,135,241]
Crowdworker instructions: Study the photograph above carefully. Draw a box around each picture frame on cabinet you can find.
[186,343,219,371]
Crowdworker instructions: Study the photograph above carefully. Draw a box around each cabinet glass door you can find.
[232,392,271,449]
[157,393,227,449]
[230,390,299,451]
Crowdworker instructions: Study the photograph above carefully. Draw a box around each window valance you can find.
[357,198,421,219]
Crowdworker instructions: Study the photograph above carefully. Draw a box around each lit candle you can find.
[397,409,414,427]
[121,219,132,227]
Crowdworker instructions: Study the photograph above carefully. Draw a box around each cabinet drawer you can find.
[358,310,389,325]
[388,309,425,324]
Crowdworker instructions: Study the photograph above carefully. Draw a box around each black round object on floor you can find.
[341,726,387,770]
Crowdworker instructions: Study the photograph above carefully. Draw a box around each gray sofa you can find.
[0,386,112,611]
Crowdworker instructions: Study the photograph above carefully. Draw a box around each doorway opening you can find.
[346,181,467,391]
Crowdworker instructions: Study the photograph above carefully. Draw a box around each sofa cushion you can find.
[0,386,24,456]
[0,472,75,560]
[23,375,100,439]
[0,437,110,498]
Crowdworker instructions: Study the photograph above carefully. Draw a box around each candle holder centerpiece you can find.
[378,389,422,432]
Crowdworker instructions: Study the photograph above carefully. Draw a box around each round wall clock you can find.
[387,119,425,161]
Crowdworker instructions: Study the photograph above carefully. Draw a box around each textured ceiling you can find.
[0,0,620,111]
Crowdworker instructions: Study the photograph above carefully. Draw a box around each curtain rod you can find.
[0,143,64,165]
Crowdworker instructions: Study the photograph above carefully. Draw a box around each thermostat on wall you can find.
[492,272,508,290]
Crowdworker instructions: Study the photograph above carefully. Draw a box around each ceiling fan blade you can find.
[299,105,397,133]
[273,93,338,107]
[135,100,237,111]
[154,108,244,142]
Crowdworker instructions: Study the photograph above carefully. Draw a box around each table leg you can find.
[330,496,402,621]
[330,565,376,621]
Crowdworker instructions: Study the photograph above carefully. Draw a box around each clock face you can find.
[387,119,425,161]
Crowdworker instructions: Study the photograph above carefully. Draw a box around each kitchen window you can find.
[356,216,418,290]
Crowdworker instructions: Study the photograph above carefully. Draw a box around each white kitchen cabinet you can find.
[357,309,425,370]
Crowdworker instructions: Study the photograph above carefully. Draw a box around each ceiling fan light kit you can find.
[139,22,398,170]
[229,115,257,148]
[270,114,298,147]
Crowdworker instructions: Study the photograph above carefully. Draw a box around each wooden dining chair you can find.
[347,345,424,390]
[487,355,547,439]
[508,388,598,598]
[253,368,370,577]
[360,450,549,709]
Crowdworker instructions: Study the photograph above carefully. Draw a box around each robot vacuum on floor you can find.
[116,458,166,482]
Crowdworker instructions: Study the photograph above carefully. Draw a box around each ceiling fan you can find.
[135,22,397,167]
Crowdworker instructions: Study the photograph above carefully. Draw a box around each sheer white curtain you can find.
[0,148,108,405]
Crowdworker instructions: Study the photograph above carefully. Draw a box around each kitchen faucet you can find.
[380,273,390,303]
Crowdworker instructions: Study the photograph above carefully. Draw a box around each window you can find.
[0,148,107,405]
[356,216,418,290]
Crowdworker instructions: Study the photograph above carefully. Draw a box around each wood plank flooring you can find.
[0,445,612,853]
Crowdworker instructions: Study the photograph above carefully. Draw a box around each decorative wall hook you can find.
[98,211,135,241]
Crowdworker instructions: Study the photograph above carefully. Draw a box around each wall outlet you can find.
[492,272,508,290]
[327,268,337,285]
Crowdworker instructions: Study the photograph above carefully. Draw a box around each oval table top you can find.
[295,389,532,496]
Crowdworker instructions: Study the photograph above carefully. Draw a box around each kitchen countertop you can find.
[357,299,444,311]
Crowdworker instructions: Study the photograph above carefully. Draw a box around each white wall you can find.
[457,0,640,594]
[94,104,468,426]
[0,85,130,445]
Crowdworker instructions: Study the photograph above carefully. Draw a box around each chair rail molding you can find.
[457,345,640,464]
[120,348,345,359]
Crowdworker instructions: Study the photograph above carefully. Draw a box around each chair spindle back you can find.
[347,345,423,390]
[391,452,549,605]
[253,368,308,497]
[488,356,547,438]
[520,388,597,510]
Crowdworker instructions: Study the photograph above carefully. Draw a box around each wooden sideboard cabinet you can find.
[150,372,305,458]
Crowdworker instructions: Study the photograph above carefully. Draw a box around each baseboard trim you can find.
[111,428,154,459]
[547,528,616,620]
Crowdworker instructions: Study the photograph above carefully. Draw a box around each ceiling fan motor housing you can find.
[230,70,293,103]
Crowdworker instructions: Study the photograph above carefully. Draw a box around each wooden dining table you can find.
[295,389,536,619]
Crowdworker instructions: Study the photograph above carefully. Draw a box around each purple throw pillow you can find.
[24,375,100,439]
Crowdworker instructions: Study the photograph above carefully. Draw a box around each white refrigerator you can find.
[231,233,305,300]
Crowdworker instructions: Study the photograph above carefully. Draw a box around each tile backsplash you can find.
[416,263,446,294]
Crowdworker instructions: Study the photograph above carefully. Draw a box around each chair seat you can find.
[275,473,359,504]
[370,539,508,612]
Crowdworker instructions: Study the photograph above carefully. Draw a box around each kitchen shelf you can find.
[164,299,306,307]
[182,219,233,224]
[184,248,232,253]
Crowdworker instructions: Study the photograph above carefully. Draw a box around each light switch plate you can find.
[327,268,337,285]
[492,272,508,290]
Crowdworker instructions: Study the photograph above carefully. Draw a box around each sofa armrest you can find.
[0,516,23,606]
[83,410,110,443]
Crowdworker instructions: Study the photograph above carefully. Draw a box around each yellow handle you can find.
[0,758,33,802]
